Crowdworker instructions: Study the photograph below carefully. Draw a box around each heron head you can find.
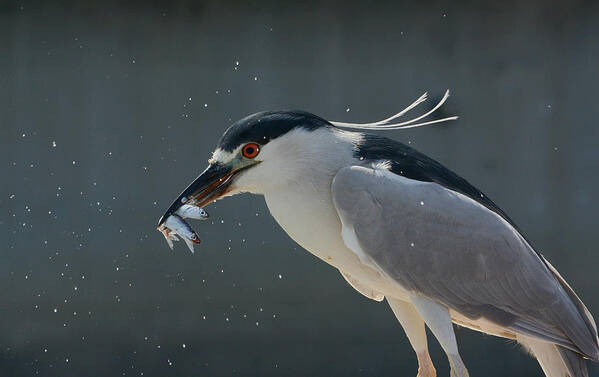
[157,110,358,226]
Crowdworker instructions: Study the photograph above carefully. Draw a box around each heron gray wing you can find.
[339,271,385,302]
[331,165,599,359]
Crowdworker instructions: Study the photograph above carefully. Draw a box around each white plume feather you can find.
[329,89,458,130]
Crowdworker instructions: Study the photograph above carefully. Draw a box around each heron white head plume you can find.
[329,89,458,130]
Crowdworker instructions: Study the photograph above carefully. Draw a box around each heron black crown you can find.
[217,110,330,152]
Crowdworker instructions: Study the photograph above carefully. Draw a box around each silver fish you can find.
[175,204,209,220]
[162,214,201,253]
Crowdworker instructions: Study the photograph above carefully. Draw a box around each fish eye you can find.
[242,143,260,159]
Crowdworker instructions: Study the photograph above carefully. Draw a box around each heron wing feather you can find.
[331,165,598,359]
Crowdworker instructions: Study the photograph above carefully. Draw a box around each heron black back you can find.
[354,134,517,229]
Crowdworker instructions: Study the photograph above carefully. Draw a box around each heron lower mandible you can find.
[158,91,599,377]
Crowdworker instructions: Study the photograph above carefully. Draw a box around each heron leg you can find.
[388,297,436,377]
[409,295,469,377]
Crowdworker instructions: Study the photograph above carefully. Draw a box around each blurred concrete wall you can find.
[1,1,599,376]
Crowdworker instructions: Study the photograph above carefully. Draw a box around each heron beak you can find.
[157,159,258,227]
[157,163,235,227]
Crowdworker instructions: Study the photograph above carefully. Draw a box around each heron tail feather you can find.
[542,257,599,360]
[558,347,589,377]
[520,337,589,377]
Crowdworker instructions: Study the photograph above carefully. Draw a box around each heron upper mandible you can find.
[158,91,599,377]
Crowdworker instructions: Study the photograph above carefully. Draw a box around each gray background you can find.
[2,0,599,376]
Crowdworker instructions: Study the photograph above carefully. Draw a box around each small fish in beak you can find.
[160,214,201,253]
[176,204,210,220]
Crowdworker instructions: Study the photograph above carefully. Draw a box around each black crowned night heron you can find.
[158,92,598,377]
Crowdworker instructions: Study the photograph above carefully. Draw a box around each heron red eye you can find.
[242,143,260,159]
